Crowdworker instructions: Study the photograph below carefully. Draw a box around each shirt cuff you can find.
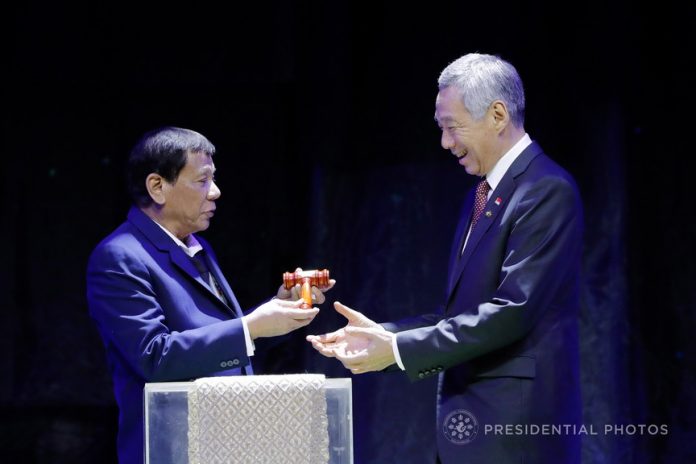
[391,332,405,371]
[241,317,256,357]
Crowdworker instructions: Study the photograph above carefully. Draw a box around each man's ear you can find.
[145,173,167,206]
[489,100,510,132]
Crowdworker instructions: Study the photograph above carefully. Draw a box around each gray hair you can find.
[438,53,525,128]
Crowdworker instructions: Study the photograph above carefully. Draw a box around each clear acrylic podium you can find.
[144,378,352,464]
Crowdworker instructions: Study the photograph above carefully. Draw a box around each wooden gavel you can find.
[283,269,331,308]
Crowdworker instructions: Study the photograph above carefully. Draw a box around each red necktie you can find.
[471,178,491,229]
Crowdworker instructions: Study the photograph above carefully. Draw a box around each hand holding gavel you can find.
[283,269,332,308]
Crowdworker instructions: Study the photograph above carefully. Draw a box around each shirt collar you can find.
[485,133,532,193]
[152,221,203,258]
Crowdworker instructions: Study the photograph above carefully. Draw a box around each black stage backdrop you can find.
[2,2,694,463]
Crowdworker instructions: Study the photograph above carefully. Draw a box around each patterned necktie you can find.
[470,178,491,229]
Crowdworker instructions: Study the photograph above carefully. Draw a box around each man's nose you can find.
[208,181,221,199]
[441,130,454,150]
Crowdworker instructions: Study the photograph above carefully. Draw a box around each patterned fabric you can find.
[471,178,491,229]
[188,375,329,464]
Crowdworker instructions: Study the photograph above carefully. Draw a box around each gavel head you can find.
[282,269,331,289]
[283,269,331,309]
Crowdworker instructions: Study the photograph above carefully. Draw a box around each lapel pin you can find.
[494,197,502,206]
[485,211,492,217]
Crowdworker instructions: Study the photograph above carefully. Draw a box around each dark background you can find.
[3,2,695,463]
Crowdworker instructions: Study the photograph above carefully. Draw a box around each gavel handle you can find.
[300,277,312,309]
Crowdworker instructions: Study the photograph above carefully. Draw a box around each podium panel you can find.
[144,377,352,464]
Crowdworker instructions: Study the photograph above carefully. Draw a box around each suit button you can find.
[220,361,227,368]
[437,366,443,371]
[418,372,425,379]
[232,359,240,366]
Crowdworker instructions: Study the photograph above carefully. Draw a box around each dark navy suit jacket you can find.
[383,142,583,464]
[87,207,252,464]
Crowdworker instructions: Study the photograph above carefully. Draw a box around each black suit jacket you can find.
[383,142,583,464]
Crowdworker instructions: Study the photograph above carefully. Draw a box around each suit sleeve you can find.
[87,242,250,382]
[394,176,583,381]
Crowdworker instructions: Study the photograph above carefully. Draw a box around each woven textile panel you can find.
[188,374,329,464]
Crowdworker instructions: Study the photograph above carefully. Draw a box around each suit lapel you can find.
[457,178,513,268]
[167,244,240,318]
[445,191,503,301]
[127,207,239,317]
[203,251,245,319]
[445,143,544,304]
[446,195,475,293]
[168,248,215,294]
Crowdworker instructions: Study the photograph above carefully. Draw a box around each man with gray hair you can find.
[308,54,583,463]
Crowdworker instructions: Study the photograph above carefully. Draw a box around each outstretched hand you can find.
[306,301,379,355]
[244,298,319,339]
[306,301,396,373]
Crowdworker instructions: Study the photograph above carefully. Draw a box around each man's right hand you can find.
[306,301,383,357]
[306,301,396,373]
[244,298,319,339]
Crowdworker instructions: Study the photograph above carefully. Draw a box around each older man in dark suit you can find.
[87,127,330,463]
[308,53,583,463]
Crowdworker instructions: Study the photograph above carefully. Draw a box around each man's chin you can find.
[459,158,475,174]
[193,219,211,233]
[461,164,476,176]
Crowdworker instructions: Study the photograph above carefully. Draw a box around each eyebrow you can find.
[198,166,216,175]
[434,115,457,125]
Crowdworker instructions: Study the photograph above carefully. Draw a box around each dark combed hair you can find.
[126,127,216,206]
